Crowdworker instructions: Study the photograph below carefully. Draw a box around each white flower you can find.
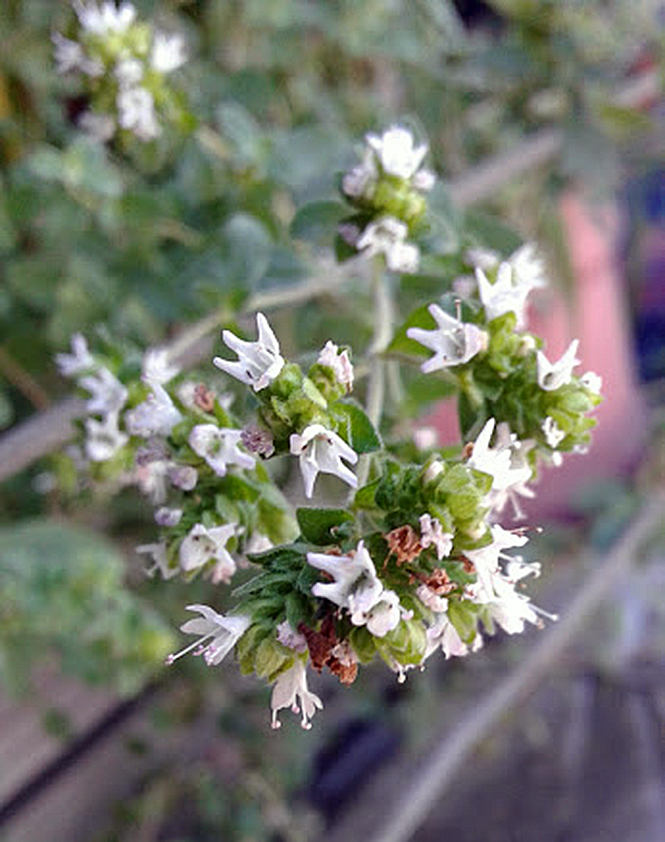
[179,523,238,583]
[473,244,547,328]
[74,1,137,35]
[271,659,323,730]
[213,312,285,392]
[117,86,160,141]
[169,605,250,666]
[581,371,602,393]
[317,340,354,391]
[412,168,436,192]
[509,243,547,291]
[52,33,103,76]
[342,148,378,199]
[142,348,180,385]
[154,506,183,527]
[356,217,420,273]
[289,424,358,498]
[417,585,449,613]
[84,411,128,461]
[467,418,532,496]
[426,614,477,659]
[188,425,256,476]
[276,621,308,654]
[136,541,177,579]
[419,513,453,560]
[464,524,529,603]
[115,58,143,88]
[168,464,198,491]
[80,367,128,415]
[124,383,182,438]
[362,589,401,637]
[366,126,428,180]
[307,540,383,614]
[151,31,187,73]
[537,339,580,391]
[79,111,116,141]
[487,423,536,520]
[542,416,566,448]
[56,333,94,376]
[407,304,488,373]
[486,576,556,635]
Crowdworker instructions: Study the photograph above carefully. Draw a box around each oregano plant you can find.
[52,3,603,731]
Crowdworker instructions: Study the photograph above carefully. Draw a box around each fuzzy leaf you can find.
[296,507,354,546]
[290,200,348,245]
[332,401,382,454]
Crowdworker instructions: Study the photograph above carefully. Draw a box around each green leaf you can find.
[290,200,347,246]
[218,213,272,289]
[448,599,479,644]
[215,100,265,166]
[388,303,436,359]
[331,401,382,454]
[464,210,523,256]
[402,371,457,416]
[349,625,377,664]
[353,478,380,510]
[296,507,353,545]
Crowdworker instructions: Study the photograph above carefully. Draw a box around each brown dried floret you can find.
[299,615,337,673]
[193,383,216,413]
[328,657,358,685]
[423,568,457,595]
[385,524,423,565]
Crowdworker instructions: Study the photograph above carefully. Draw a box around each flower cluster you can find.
[166,412,551,729]
[56,333,292,583]
[53,1,188,142]
[338,126,436,273]
[213,314,365,499]
[54,121,604,731]
[403,244,602,483]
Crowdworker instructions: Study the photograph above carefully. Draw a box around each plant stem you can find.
[357,258,393,487]
[0,347,51,410]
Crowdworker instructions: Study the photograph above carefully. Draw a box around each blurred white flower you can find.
[79,111,116,141]
[115,58,143,88]
[188,424,256,476]
[151,31,187,73]
[55,333,94,377]
[80,367,128,416]
[366,126,429,180]
[84,411,128,461]
[356,217,420,273]
[136,541,177,579]
[179,522,238,583]
[117,86,160,141]
[142,348,180,386]
[52,33,103,76]
[74,0,137,35]
[125,383,182,438]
